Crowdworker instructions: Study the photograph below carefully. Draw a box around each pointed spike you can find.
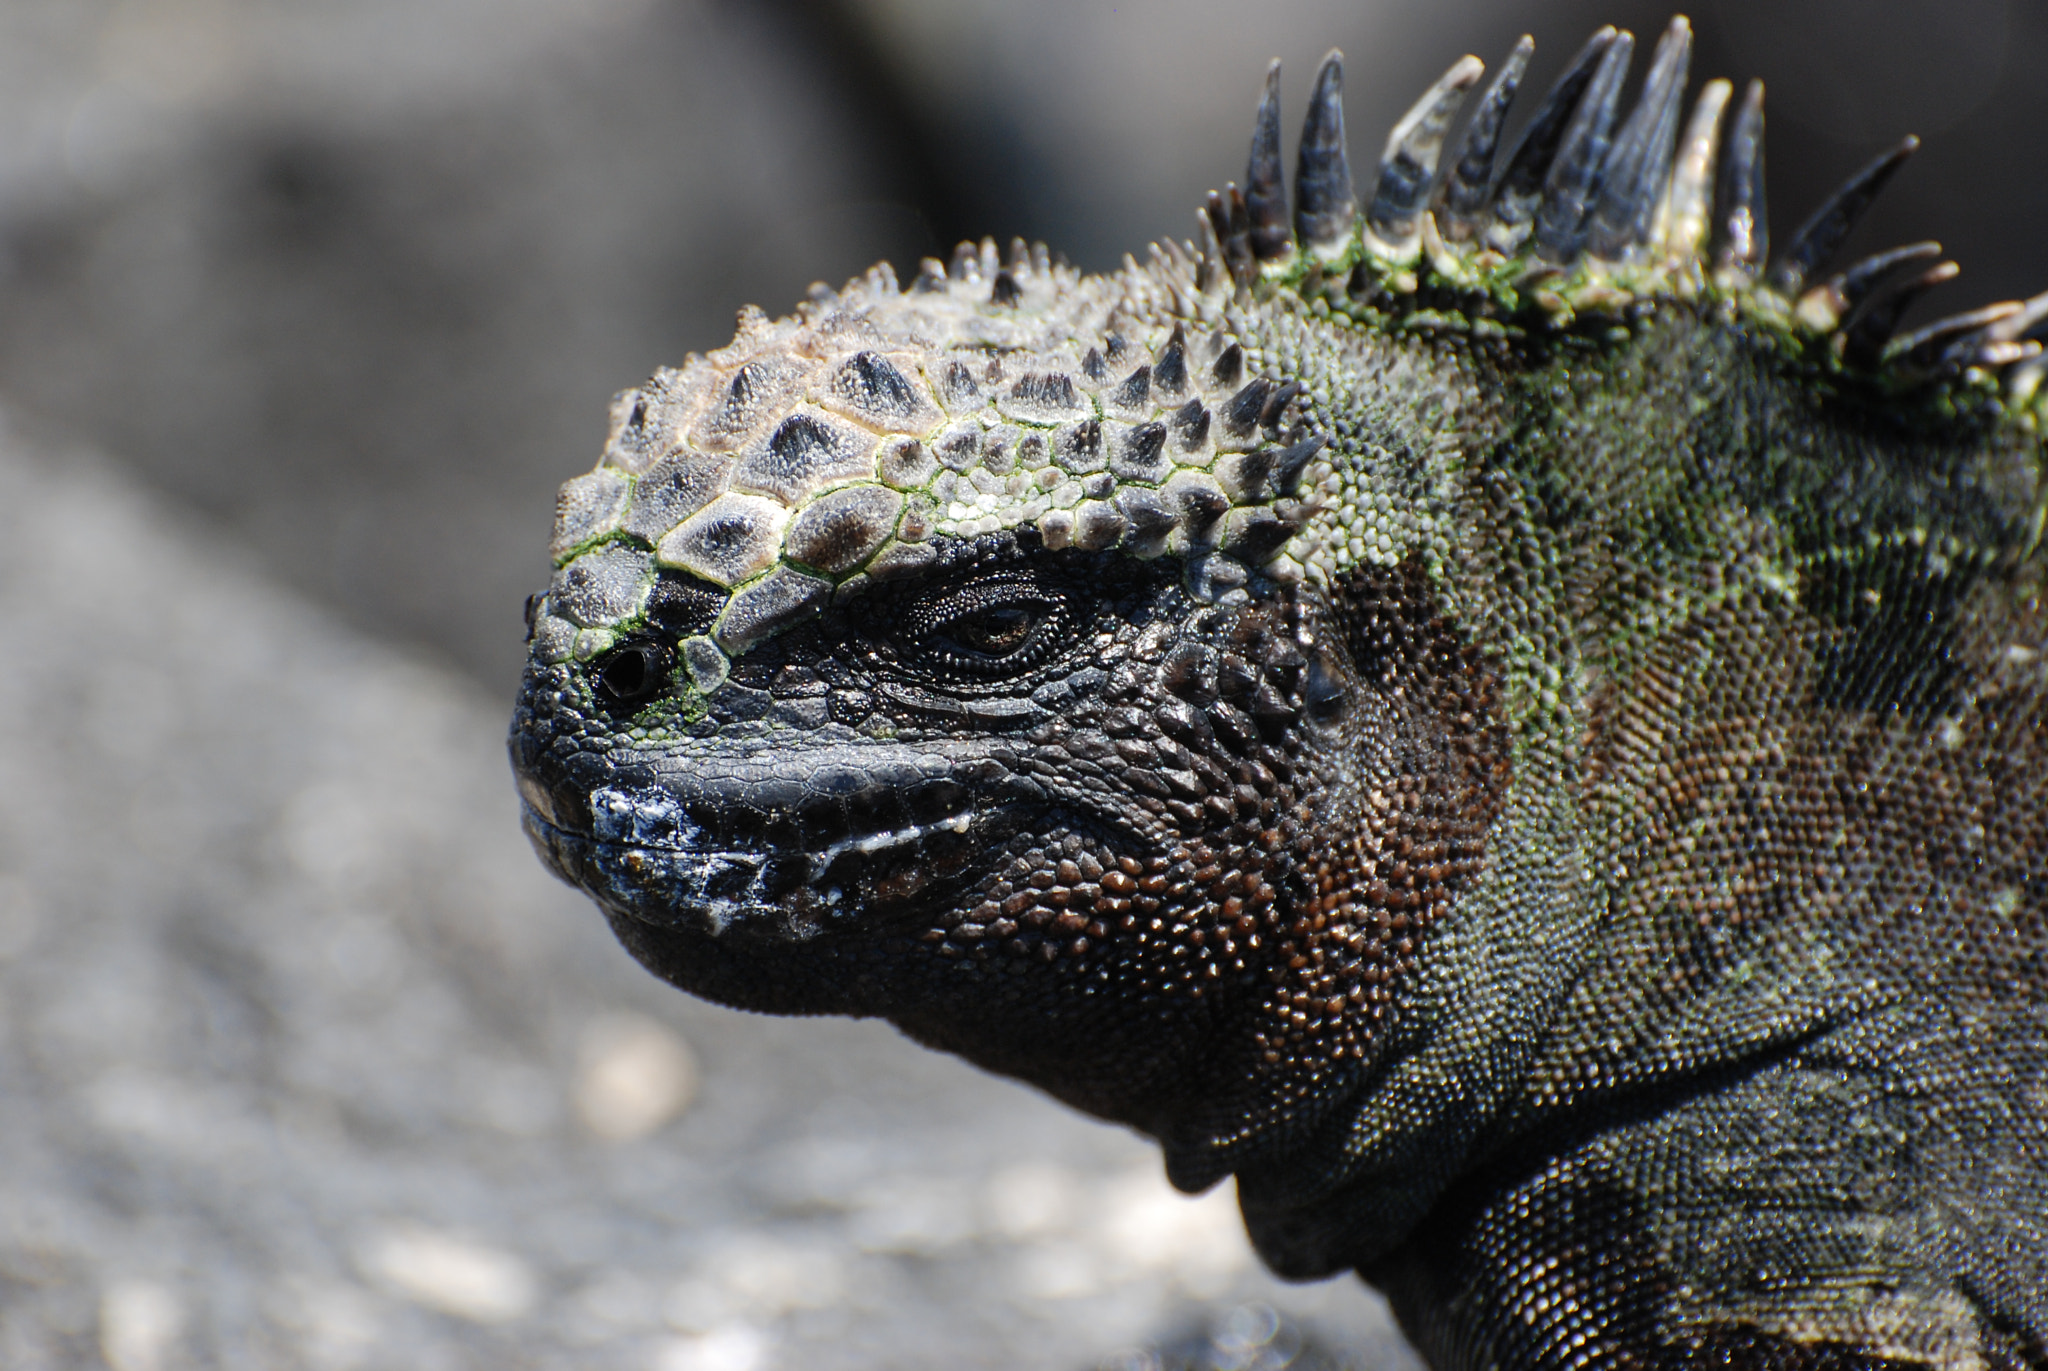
[1228,185,1255,285]
[1843,259,1958,367]
[1204,189,1231,250]
[1171,398,1212,454]
[1155,325,1189,394]
[1247,61,1292,260]
[1713,80,1768,280]
[1892,301,2024,370]
[1207,186,1255,287]
[1211,341,1245,388]
[1770,137,1920,295]
[1195,207,1227,293]
[1271,433,1328,495]
[949,241,979,281]
[1636,65,1689,248]
[1986,288,2048,343]
[1793,241,1942,332]
[1585,17,1691,262]
[1438,36,1533,241]
[1113,366,1152,410]
[914,257,948,293]
[1485,27,1617,253]
[1531,29,1635,262]
[1294,51,1356,254]
[1223,379,1274,437]
[1259,379,1304,429]
[1366,53,1486,260]
[1657,79,1731,264]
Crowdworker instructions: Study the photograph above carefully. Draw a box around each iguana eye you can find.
[912,581,1070,677]
[949,605,1036,656]
[591,638,672,707]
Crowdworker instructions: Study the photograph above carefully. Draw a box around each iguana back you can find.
[511,16,2048,1366]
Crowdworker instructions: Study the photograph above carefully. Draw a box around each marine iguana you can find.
[510,16,2048,1365]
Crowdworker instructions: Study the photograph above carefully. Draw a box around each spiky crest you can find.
[1180,14,2046,406]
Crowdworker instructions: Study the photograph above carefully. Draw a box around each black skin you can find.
[512,532,1505,1188]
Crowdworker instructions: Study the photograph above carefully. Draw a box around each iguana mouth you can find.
[519,780,1028,939]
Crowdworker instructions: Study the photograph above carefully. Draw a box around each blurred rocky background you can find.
[0,2,2041,1367]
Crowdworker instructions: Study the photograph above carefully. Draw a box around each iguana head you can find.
[511,16,2046,1192]
[507,246,1518,1181]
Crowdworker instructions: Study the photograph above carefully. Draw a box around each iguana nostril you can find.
[593,639,671,706]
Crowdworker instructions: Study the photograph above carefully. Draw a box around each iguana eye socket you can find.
[591,638,673,707]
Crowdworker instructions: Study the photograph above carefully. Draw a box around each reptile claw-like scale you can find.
[513,13,2048,1367]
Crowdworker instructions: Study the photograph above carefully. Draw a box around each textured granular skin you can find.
[512,18,2048,1368]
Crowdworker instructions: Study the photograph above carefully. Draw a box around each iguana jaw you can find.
[514,716,1059,984]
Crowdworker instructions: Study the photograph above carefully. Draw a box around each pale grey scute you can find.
[1220,504,1290,557]
[715,564,834,653]
[732,408,877,504]
[550,469,633,561]
[1215,449,1276,504]
[1115,486,1177,558]
[601,373,685,475]
[935,359,984,415]
[1038,508,1076,550]
[692,355,813,453]
[1055,419,1106,474]
[679,634,729,693]
[1109,421,1172,484]
[551,543,654,628]
[1164,469,1231,538]
[877,437,939,490]
[933,424,983,473]
[865,539,937,581]
[784,485,905,576]
[1072,500,1129,551]
[997,371,1085,423]
[657,492,791,588]
[531,613,577,663]
[820,350,942,435]
[986,427,1038,477]
[620,449,732,544]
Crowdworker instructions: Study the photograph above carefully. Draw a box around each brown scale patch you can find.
[913,556,1509,1128]
[1242,559,1511,1069]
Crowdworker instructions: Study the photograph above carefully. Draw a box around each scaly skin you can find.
[512,18,2048,1367]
